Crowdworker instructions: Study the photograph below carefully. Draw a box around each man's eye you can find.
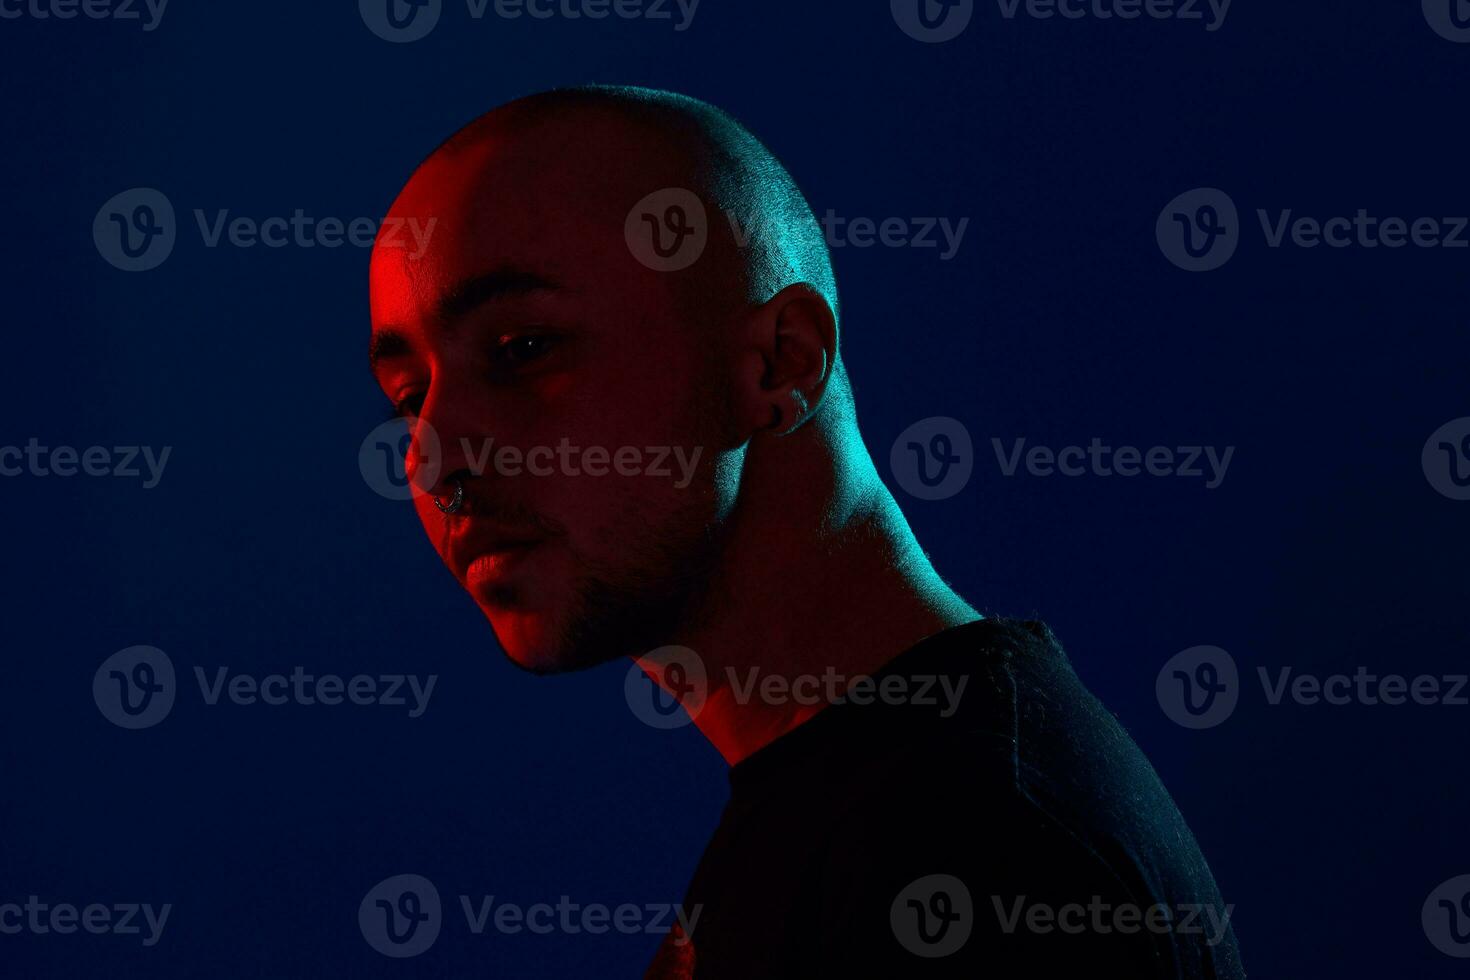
[392,392,425,419]
[497,334,558,366]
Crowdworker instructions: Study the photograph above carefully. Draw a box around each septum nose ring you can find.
[433,476,465,515]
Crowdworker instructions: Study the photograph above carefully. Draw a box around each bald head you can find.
[368,86,855,671]
[399,84,838,341]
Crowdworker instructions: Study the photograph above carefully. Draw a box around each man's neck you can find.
[636,430,980,765]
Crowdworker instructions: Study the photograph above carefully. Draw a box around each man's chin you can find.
[481,605,624,675]
[472,563,698,674]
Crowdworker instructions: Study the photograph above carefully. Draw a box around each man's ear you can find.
[732,282,837,438]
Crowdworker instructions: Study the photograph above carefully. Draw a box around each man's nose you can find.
[404,384,491,498]
[400,419,446,497]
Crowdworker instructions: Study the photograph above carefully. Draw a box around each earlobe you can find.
[736,282,836,439]
[765,385,815,437]
[778,387,810,435]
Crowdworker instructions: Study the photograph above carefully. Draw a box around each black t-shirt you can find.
[645,617,1245,979]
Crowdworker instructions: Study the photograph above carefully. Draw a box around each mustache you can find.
[438,483,566,537]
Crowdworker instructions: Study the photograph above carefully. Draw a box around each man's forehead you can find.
[391,110,690,220]
[384,142,588,258]
[371,158,619,318]
[370,110,702,327]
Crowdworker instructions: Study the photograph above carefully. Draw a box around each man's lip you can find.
[447,523,545,580]
[464,541,540,590]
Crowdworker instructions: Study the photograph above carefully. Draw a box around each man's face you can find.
[368,120,738,672]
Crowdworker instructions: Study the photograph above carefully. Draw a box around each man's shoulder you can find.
[808,616,1244,978]
[834,615,1210,871]
[853,616,1168,797]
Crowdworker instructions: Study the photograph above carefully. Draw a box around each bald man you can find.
[367,86,1244,978]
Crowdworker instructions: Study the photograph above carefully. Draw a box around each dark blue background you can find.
[2,1,1466,975]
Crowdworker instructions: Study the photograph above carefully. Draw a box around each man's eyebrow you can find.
[369,329,413,371]
[369,267,561,372]
[435,266,561,322]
